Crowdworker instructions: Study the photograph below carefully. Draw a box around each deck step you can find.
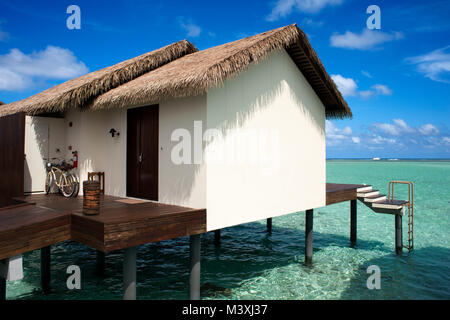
[363,194,387,203]
[356,185,373,193]
[372,199,409,210]
[371,206,404,215]
[357,189,379,197]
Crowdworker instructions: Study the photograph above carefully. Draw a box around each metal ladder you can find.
[388,181,414,251]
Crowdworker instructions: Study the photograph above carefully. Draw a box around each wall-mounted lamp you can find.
[109,128,120,137]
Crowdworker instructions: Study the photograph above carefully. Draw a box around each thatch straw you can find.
[0,24,351,119]
[90,24,351,118]
[0,40,198,117]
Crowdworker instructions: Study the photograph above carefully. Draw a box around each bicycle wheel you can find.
[71,173,80,197]
[45,172,53,194]
[61,174,76,198]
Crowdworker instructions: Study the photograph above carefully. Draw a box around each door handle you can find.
[138,153,143,163]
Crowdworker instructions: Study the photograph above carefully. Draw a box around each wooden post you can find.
[267,218,272,233]
[41,246,51,292]
[350,200,357,246]
[190,234,201,300]
[123,246,137,300]
[305,209,313,265]
[395,215,403,255]
[214,230,221,247]
[96,250,105,276]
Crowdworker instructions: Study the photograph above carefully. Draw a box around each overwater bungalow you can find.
[0,24,412,300]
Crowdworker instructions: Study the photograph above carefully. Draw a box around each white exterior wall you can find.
[24,116,66,193]
[205,49,326,231]
[55,95,207,203]
[65,108,127,196]
[159,96,207,208]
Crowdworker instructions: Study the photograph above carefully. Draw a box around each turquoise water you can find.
[6,160,450,300]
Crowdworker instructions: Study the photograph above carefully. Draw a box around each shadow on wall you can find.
[31,117,52,193]
[32,117,50,165]
[24,159,32,193]
[166,66,325,207]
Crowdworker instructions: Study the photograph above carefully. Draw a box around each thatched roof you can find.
[90,24,351,118]
[0,40,198,117]
[0,24,351,119]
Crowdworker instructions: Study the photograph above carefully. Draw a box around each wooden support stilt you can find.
[305,209,313,265]
[267,218,272,233]
[395,215,403,255]
[214,230,221,246]
[40,246,51,292]
[96,250,105,276]
[190,234,201,300]
[350,200,357,246]
[123,246,137,300]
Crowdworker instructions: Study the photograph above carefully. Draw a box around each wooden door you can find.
[0,112,25,207]
[127,105,159,200]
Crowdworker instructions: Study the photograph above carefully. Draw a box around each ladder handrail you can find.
[388,181,414,251]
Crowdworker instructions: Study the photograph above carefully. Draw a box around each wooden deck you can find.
[0,202,70,260]
[70,197,206,252]
[0,194,206,259]
[326,183,365,205]
[0,183,360,260]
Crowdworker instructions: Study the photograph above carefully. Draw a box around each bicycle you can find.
[44,158,79,198]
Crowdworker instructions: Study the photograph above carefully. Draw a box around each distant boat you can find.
[372,157,381,161]
[388,158,399,161]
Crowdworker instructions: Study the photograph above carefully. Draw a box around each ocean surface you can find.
[6,160,450,300]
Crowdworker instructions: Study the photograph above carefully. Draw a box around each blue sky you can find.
[0,0,449,158]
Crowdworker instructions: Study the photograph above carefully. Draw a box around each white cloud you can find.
[0,46,88,91]
[330,29,403,50]
[371,119,442,148]
[327,119,449,154]
[331,74,392,98]
[370,135,397,145]
[0,67,30,90]
[393,119,415,133]
[325,120,359,146]
[373,123,400,136]
[331,74,358,96]
[373,119,416,136]
[372,84,392,95]
[406,46,450,83]
[266,0,343,21]
[326,120,353,139]
[418,124,440,135]
[178,18,201,37]
[352,137,360,144]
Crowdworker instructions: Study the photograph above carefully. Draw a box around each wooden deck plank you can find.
[14,194,207,253]
[326,183,365,205]
[1,182,362,258]
[0,204,70,260]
